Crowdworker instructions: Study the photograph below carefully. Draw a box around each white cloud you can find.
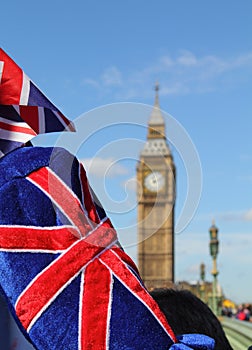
[177,50,198,66]
[82,66,122,93]
[218,208,252,222]
[160,82,189,96]
[101,66,122,87]
[82,78,100,89]
[159,55,173,68]
[231,52,252,68]
[122,176,138,192]
[81,50,252,99]
[81,157,128,178]
[243,208,252,221]
[197,208,252,222]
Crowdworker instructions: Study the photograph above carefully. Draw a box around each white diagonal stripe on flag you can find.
[0,128,34,143]
[20,72,30,105]
[38,107,46,133]
[54,111,68,129]
[13,105,20,114]
[0,61,4,83]
[26,167,94,238]
[0,116,31,128]
[0,115,36,142]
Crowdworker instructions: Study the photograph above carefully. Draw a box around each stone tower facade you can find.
[137,84,176,290]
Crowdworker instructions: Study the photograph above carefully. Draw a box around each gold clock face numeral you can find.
[144,171,165,193]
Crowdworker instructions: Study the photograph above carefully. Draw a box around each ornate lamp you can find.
[199,262,206,302]
[209,221,219,315]
[200,262,206,281]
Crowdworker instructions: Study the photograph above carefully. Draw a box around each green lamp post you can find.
[199,262,206,302]
[209,221,219,315]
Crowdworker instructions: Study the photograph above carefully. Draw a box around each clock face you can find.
[144,171,165,192]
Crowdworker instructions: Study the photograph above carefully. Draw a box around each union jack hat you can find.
[0,50,215,350]
[0,48,75,157]
[0,146,215,350]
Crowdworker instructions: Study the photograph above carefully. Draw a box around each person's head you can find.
[151,288,233,350]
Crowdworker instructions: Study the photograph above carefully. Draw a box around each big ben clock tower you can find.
[137,83,176,290]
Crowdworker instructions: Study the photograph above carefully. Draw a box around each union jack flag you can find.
[0,146,177,350]
[0,48,75,157]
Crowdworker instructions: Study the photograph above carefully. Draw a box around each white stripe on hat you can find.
[20,72,30,105]
[0,61,4,84]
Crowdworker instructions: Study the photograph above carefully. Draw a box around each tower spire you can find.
[141,83,171,156]
[154,81,160,109]
[149,81,164,125]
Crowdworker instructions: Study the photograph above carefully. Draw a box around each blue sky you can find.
[1,0,252,315]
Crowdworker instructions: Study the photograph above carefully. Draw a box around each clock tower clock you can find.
[136,83,176,289]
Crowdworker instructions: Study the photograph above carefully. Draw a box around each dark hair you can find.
[151,288,233,350]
